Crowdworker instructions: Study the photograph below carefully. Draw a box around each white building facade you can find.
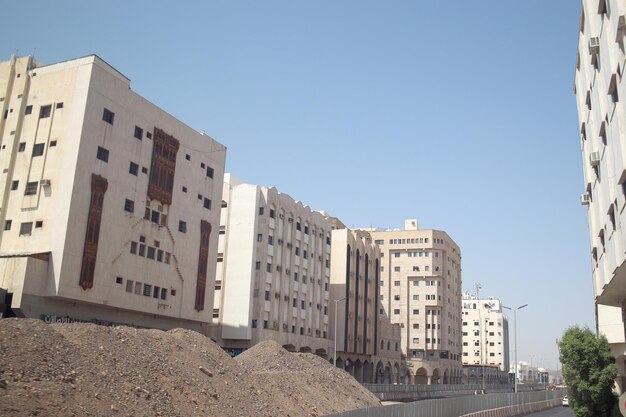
[575,0,626,392]
[213,175,335,355]
[366,219,464,384]
[0,55,226,331]
[461,295,510,373]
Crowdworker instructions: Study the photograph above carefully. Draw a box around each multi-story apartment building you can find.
[575,0,626,392]
[330,228,403,383]
[0,55,226,332]
[366,219,463,384]
[461,294,510,373]
[212,174,335,355]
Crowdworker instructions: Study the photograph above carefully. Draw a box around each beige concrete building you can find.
[0,55,226,331]
[212,175,335,355]
[365,219,463,384]
[461,294,510,374]
[330,228,404,383]
[575,0,626,392]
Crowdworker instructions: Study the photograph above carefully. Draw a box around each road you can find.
[525,407,574,417]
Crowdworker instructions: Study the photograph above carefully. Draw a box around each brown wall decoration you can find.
[79,174,108,290]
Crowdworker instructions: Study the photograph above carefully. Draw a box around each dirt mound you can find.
[236,340,381,416]
[0,318,380,417]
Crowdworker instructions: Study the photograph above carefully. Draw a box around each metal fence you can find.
[324,389,566,417]
[362,383,544,394]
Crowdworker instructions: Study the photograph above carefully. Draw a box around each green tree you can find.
[559,326,617,417]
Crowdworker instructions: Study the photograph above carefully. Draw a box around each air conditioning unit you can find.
[580,193,591,205]
[589,151,601,166]
[589,37,600,55]
[39,179,51,186]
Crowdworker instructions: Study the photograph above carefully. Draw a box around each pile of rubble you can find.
[0,319,380,417]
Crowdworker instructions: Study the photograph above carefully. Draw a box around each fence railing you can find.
[362,383,544,394]
[324,389,566,417]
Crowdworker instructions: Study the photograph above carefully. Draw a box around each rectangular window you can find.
[147,247,156,259]
[179,220,187,233]
[35,221,43,228]
[32,143,44,157]
[19,222,33,236]
[126,279,134,293]
[130,241,137,254]
[135,282,142,294]
[18,142,25,152]
[268,235,274,245]
[259,207,264,215]
[56,102,64,109]
[24,181,38,196]
[393,280,400,286]
[143,284,152,297]
[203,198,211,209]
[39,105,51,119]
[138,244,146,257]
[103,108,114,124]
[206,166,214,178]
[134,126,143,140]
[255,261,261,270]
[157,249,164,262]
[394,266,400,272]
[269,208,275,219]
[267,263,272,273]
[393,309,400,314]
[124,199,134,213]
[160,288,167,300]
[4,220,11,231]
[10,180,18,191]
[96,146,109,162]
[151,210,160,224]
[153,286,160,298]
[25,105,32,115]
[129,162,139,176]
[252,319,257,328]
[116,276,123,284]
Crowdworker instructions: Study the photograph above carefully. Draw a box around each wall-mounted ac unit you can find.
[580,193,591,205]
[589,151,601,166]
[39,179,51,186]
[589,37,600,55]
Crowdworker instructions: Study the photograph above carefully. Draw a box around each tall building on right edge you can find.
[365,219,463,384]
[575,0,626,393]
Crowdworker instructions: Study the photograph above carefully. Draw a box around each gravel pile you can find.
[0,319,380,417]
[236,341,381,416]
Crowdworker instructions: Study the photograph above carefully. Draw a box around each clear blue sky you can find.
[1,1,587,371]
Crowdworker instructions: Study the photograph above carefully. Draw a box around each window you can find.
[124,199,134,213]
[182,186,187,193]
[134,126,143,140]
[56,102,64,109]
[19,222,33,236]
[126,280,134,293]
[24,181,38,196]
[257,234,263,242]
[268,235,274,245]
[143,284,152,297]
[97,146,109,162]
[185,154,191,161]
[160,288,167,300]
[10,181,18,191]
[18,142,25,152]
[296,221,301,231]
[252,320,257,328]
[135,282,142,294]
[4,220,11,230]
[304,225,309,234]
[206,166,214,178]
[394,295,400,301]
[413,295,419,300]
[32,143,44,157]
[129,162,139,176]
[267,263,272,273]
[157,249,164,262]
[147,247,156,260]
[394,266,400,272]
[141,167,148,174]
[39,105,51,119]
[25,105,32,115]
[413,323,419,329]
[178,220,187,233]
[259,207,264,215]
[151,210,160,224]
[413,309,419,315]
[116,276,123,284]
[393,280,400,286]
[393,309,400,314]
[50,140,57,147]
[130,241,137,254]
[103,108,114,124]
[269,208,275,219]
[203,198,211,209]
[394,252,400,258]
[35,221,43,228]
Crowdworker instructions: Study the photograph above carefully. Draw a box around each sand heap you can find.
[0,319,380,417]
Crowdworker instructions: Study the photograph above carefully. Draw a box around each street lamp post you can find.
[334,297,346,367]
[503,303,528,393]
